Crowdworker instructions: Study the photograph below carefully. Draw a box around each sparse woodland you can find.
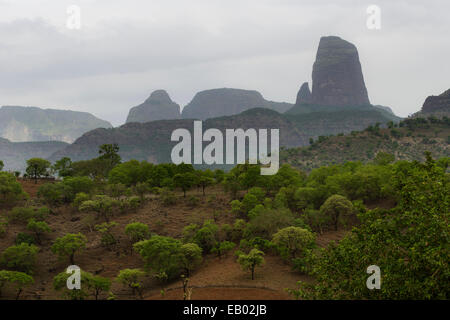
[0,118,448,300]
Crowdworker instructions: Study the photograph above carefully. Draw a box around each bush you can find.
[73,192,90,209]
[8,207,49,224]
[27,219,51,244]
[244,208,295,240]
[161,189,176,206]
[0,218,7,238]
[0,243,39,274]
[211,241,235,258]
[15,233,35,245]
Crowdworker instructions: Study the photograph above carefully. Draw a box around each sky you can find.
[0,0,449,126]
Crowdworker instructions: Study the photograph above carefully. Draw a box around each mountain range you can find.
[1,35,448,171]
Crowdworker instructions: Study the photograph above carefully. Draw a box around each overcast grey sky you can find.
[0,0,449,126]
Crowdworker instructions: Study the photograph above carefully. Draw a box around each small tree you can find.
[134,236,183,280]
[211,241,236,259]
[26,158,51,184]
[0,172,27,206]
[134,182,149,202]
[125,222,150,244]
[0,160,4,171]
[319,194,354,231]
[173,173,195,197]
[51,233,87,264]
[272,226,315,260]
[237,249,265,280]
[180,243,202,277]
[53,157,73,177]
[95,222,118,248]
[116,269,146,299]
[26,218,51,244]
[53,269,89,300]
[0,243,39,274]
[85,273,111,300]
[79,195,116,222]
[0,270,34,299]
[197,170,214,196]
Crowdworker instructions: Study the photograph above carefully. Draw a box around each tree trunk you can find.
[70,253,75,265]
[251,266,255,280]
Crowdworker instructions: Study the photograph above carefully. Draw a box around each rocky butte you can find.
[126,90,181,123]
[421,88,450,116]
[310,36,370,107]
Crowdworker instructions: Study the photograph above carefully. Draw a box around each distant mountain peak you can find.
[311,36,370,106]
[295,82,312,105]
[126,90,181,123]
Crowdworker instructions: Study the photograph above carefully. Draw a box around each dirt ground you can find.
[0,180,350,300]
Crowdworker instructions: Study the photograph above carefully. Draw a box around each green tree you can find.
[134,236,183,280]
[85,273,111,300]
[26,158,51,184]
[79,195,116,222]
[0,270,34,299]
[173,172,195,197]
[0,172,27,206]
[291,156,449,299]
[197,170,214,196]
[211,241,236,259]
[51,233,87,264]
[98,143,121,173]
[319,195,354,231]
[95,222,118,247]
[272,226,315,260]
[237,249,265,280]
[125,222,150,244]
[0,160,4,171]
[53,157,73,177]
[26,218,51,244]
[180,243,203,277]
[0,243,39,274]
[116,269,146,299]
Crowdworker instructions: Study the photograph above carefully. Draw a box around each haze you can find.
[0,0,449,126]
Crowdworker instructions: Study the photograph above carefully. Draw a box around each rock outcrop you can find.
[311,36,370,106]
[126,90,181,123]
[181,88,292,120]
[421,89,450,114]
[295,82,312,104]
[0,106,112,143]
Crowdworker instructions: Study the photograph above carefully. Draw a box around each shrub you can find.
[187,196,200,207]
[8,207,49,224]
[73,192,90,209]
[0,218,7,238]
[161,189,176,206]
[0,243,39,274]
[26,219,51,244]
[244,208,295,240]
[15,233,35,245]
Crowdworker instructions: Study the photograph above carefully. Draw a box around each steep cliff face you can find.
[181,88,292,120]
[421,89,450,115]
[311,36,370,107]
[0,106,112,143]
[126,90,181,123]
